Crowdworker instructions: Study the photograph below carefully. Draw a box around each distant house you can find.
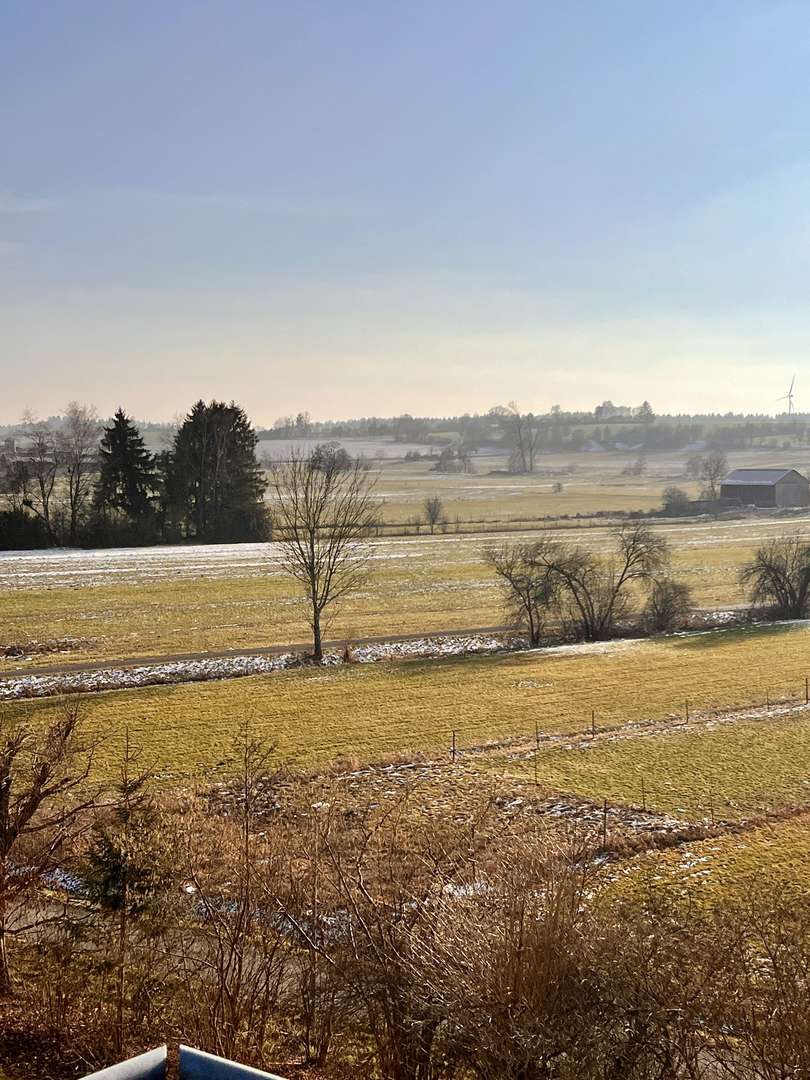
[720,468,810,508]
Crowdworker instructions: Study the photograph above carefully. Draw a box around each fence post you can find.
[591,709,596,738]
[685,699,689,724]
[766,689,770,710]
[451,730,456,764]
[533,750,538,787]
[535,720,540,749]
[641,777,646,812]
[805,675,808,705]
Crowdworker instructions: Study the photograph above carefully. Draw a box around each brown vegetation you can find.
[2,708,810,1080]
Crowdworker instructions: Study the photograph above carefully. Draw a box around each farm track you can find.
[1,624,513,680]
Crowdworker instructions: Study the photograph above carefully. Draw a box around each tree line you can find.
[0,401,267,548]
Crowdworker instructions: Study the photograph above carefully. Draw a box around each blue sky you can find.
[2,1,810,422]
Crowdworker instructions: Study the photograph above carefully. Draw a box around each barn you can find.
[720,467,810,508]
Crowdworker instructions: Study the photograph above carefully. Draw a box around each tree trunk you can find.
[0,859,12,996]
[313,610,323,663]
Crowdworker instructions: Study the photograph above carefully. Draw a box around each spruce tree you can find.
[167,400,266,541]
[94,409,158,521]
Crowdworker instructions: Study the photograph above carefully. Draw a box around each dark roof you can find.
[722,468,807,487]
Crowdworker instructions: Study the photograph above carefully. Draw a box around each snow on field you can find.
[4,513,810,592]
[0,634,512,700]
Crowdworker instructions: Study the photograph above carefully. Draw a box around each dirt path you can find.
[1,624,512,680]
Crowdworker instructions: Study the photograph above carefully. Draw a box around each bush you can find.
[661,485,690,516]
[0,509,49,550]
[644,578,693,633]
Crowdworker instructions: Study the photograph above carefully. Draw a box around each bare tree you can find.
[269,451,378,661]
[58,402,99,544]
[535,522,670,640]
[684,453,704,481]
[740,535,810,618]
[699,451,728,501]
[485,541,557,645]
[505,402,541,474]
[0,702,99,994]
[423,495,444,535]
[18,413,59,543]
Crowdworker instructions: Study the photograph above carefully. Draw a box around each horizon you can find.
[4,3,810,418]
[1,401,808,432]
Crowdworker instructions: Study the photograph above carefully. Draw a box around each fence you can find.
[441,676,810,827]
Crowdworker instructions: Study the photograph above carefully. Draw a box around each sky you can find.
[2,0,810,424]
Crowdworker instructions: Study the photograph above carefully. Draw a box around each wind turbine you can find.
[777,375,796,416]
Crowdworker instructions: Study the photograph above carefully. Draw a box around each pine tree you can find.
[81,733,170,1054]
[167,400,266,541]
[94,409,158,521]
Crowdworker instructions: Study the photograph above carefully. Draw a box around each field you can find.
[612,814,810,903]
[6,621,810,784]
[6,513,810,672]
[5,447,810,903]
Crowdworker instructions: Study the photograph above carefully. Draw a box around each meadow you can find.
[4,446,810,908]
[6,621,810,784]
[5,508,810,671]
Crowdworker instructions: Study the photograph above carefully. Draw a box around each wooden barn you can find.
[720,467,810,508]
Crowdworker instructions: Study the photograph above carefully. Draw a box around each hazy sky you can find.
[2,1,810,424]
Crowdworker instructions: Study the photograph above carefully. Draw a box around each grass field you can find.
[5,621,810,783]
[612,814,810,901]
[497,707,810,821]
[6,514,810,672]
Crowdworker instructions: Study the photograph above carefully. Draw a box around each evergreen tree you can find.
[81,734,171,1054]
[167,400,266,541]
[94,409,158,521]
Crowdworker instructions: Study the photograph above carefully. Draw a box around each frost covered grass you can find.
[5,620,810,783]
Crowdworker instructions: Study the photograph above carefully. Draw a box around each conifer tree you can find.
[167,400,266,540]
[94,409,157,521]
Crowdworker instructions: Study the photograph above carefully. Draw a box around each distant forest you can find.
[2,400,810,550]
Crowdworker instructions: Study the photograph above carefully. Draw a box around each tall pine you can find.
[167,400,266,541]
[94,409,158,521]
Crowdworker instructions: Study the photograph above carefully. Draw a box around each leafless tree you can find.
[0,702,99,995]
[485,541,558,645]
[18,413,59,543]
[505,402,541,474]
[423,496,444,535]
[534,523,671,640]
[171,725,290,1066]
[58,402,100,544]
[684,452,704,481]
[699,450,728,501]
[740,535,810,618]
[269,450,378,661]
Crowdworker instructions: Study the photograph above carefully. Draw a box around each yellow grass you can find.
[6,621,810,783]
[612,814,810,901]
[496,708,810,821]
[6,515,810,671]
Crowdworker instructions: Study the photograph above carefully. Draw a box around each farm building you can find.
[720,467,810,508]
